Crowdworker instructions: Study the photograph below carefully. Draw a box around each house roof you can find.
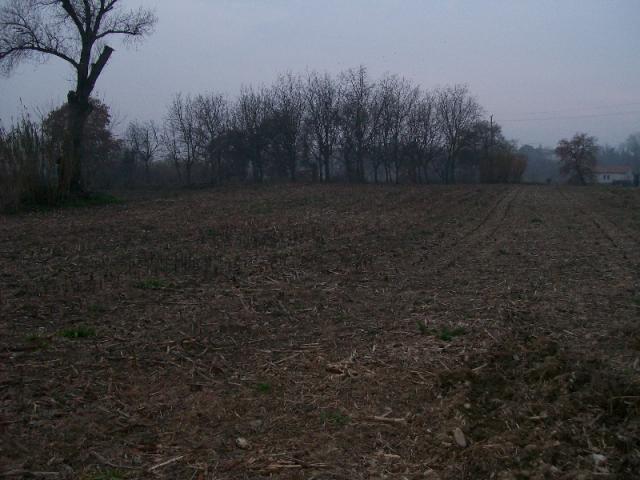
[592,165,632,174]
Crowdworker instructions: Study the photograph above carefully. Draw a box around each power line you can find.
[507,101,640,117]
[504,110,640,123]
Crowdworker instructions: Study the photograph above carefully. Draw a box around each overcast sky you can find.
[1,0,639,147]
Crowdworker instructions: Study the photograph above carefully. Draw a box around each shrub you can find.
[0,116,58,212]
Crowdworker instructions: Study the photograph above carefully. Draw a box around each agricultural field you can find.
[1,184,639,479]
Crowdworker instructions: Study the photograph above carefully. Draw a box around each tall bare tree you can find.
[436,85,482,184]
[377,74,419,183]
[407,92,441,183]
[305,72,341,182]
[194,93,229,184]
[235,86,272,183]
[0,0,156,196]
[160,123,182,184]
[339,66,381,182]
[165,94,199,186]
[270,73,305,181]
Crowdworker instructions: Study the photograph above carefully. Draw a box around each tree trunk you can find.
[450,156,457,184]
[289,149,297,182]
[145,158,150,184]
[323,155,331,182]
[216,150,222,185]
[58,46,114,198]
[59,95,91,197]
[356,147,365,183]
[186,161,192,186]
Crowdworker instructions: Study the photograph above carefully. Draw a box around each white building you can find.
[592,165,634,185]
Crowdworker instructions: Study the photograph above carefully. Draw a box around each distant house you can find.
[592,165,634,185]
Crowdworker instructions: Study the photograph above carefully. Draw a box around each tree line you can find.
[123,68,526,188]
[3,0,639,212]
[1,1,527,211]
[0,68,529,210]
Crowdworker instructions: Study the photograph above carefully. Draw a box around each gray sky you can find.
[1,0,639,147]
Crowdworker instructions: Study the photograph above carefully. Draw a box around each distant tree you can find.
[235,87,272,183]
[555,133,598,185]
[160,122,182,184]
[482,147,527,184]
[193,93,229,184]
[220,126,251,182]
[509,152,528,183]
[305,72,342,182]
[125,120,159,183]
[339,66,381,182]
[597,144,626,167]
[0,0,156,196]
[624,133,640,173]
[436,85,482,184]
[165,94,199,186]
[465,120,524,183]
[518,144,558,183]
[267,74,306,181]
[404,91,441,183]
[376,74,419,183]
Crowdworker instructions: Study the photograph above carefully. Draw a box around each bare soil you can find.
[1,185,639,479]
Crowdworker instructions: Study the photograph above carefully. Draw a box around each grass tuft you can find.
[26,333,50,349]
[438,326,466,342]
[256,382,272,393]
[417,320,430,335]
[60,326,96,339]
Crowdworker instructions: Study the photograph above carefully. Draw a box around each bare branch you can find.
[95,6,156,40]
[0,1,79,73]
[0,0,156,76]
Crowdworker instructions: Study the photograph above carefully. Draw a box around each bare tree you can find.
[270,73,305,181]
[235,86,272,183]
[556,133,598,185]
[406,91,441,183]
[0,0,156,196]
[165,94,199,186]
[194,93,229,184]
[160,122,181,184]
[125,120,159,183]
[436,85,482,184]
[339,66,382,182]
[377,74,419,183]
[306,72,341,182]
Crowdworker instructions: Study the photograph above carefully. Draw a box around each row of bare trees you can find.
[1,2,525,199]
[124,68,526,186]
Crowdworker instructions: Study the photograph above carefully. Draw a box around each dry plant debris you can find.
[1,184,639,479]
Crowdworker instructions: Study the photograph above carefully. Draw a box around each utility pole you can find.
[486,114,495,183]
[490,114,494,151]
